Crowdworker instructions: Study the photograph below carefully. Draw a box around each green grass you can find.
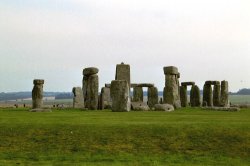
[0,108,249,165]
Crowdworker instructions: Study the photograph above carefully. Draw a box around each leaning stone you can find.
[163,66,179,75]
[148,87,158,108]
[110,80,131,112]
[72,87,85,109]
[82,67,99,76]
[154,104,175,112]
[131,102,150,111]
[32,79,44,109]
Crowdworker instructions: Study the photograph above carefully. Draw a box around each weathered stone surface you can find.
[148,87,158,108]
[205,81,220,85]
[220,80,229,107]
[163,66,178,75]
[131,102,150,111]
[133,87,143,102]
[82,67,99,76]
[110,80,131,112]
[180,86,188,107]
[72,87,84,109]
[163,74,180,106]
[131,84,138,88]
[82,76,88,100]
[190,85,201,107]
[115,63,130,88]
[105,83,111,88]
[154,104,174,112]
[181,82,195,86]
[174,100,181,109]
[203,84,213,107]
[202,107,240,112]
[100,87,112,109]
[137,83,154,88]
[85,74,99,110]
[213,83,221,107]
[32,79,44,109]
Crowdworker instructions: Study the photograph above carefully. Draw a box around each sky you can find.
[0,0,249,92]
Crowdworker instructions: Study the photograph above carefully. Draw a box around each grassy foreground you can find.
[0,108,249,165]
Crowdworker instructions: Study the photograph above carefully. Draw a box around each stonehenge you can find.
[32,79,44,109]
[190,85,201,107]
[148,86,158,108]
[220,81,229,107]
[82,67,99,110]
[163,66,181,108]
[115,63,131,89]
[99,87,112,109]
[180,82,195,107]
[110,80,131,112]
[72,87,84,109]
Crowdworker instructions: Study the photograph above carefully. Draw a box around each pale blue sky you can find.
[0,0,250,92]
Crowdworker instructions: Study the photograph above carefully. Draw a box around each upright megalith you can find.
[115,63,131,89]
[110,80,131,112]
[72,87,84,108]
[180,86,188,107]
[203,82,213,107]
[220,80,229,107]
[82,67,99,110]
[163,66,181,108]
[100,87,112,109]
[133,86,143,102]
[32,79,44,109]
[148,86,158,108]
[190,85,201,107]
[213,82,221,107]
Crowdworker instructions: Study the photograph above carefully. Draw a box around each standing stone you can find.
[133,86,143,102]
[110,80,131,112]
[32,79,44,109]
[163,66,181,108]
[190,85,201,107]
[221,80,229,107]
[203,83,213,107]
[213,82,221,107]
[115,63,130,89]
[72,87,84,108]
[148,87,158,108]
[82,67,99,110]
[180,86,188,107]
[100,87,112,109]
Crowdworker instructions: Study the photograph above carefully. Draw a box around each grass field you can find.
[0,108,249,165]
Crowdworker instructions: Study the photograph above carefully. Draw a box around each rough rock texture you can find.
[213,83,221,107]
[154,104,175,112]
[163,69,180,107]
[180,86,188,107]
[82,67,99,76]
[163,66,179,75]
[115,63,130,88]
[110,80,131,112]
[131,102,150,111]
[190,85,201,107]
[137,83,154,88]
[32,79,44,109]
[100,87,112,109]
[181,82,195,86]
[220,80,229,107]
[148,87,158,108]
[82,68,99,110]
[203,84,213,107]
[133,86,143,102]
[72,87,85,109]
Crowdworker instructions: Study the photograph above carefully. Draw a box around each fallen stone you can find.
[202,107,240,112]
[131,102,150,111]
[154,104,175,112]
